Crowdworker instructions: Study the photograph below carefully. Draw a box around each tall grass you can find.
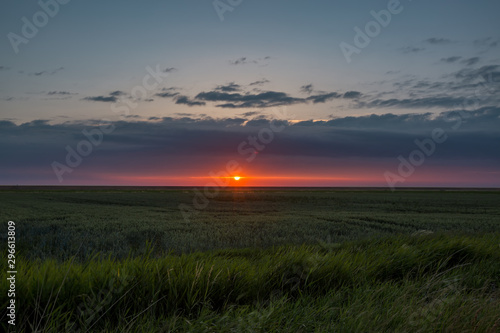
[1,233,499,332]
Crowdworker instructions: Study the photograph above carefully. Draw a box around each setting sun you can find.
[234,176,241,181]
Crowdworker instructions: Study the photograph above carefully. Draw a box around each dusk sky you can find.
[1,0,499,187]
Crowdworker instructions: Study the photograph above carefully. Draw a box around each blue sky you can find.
[0,0,499,186]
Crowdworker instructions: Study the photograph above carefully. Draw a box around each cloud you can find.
[164,84,365,108]
[343,91,362,99]
[453,65,500,84]
[174,113,195,117]
[306,92,340,103]
[460,57,480,66]
[230,57,252,65]
[156,91,179,98]
[195,90,306,108]
[229,56,270,66]
[358,96,466,109]
[174,95,206,106]
[215,82,241,92]
[303,91,361,103]
[0,66,11,71]
[31,67,64,76]
[45,91,78,100]
[155,87,180,98]
[82,90,131,103]
[239,111,261,118]
[82,96,117,103]
[164,67,177,73]
[440,56,462,63]
[473,37,499,49]
[401,47,425,54]
[300,84,314,94]
[110,90,126,96]
[155,92,179,98]
[47,91,78,96]
[378,63,500,106]
[249,79,270,86]
[1,107,499,185]
[425,38,453,45]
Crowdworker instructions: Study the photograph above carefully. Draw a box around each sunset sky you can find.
[1,0,499,187]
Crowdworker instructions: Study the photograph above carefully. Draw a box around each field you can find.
[1,188,499,332]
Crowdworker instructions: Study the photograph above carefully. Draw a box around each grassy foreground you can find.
[2,233,499,332]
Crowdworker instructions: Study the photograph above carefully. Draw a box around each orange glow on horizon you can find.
[105,174,380,186]
[69,163,500,187]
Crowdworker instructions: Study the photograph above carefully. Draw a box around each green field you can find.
[1,189,499,332]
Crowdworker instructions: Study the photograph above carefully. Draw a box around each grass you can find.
[0,189,499,331]
[2,234,500,332]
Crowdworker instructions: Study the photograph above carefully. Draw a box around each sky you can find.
[0,0,499,187]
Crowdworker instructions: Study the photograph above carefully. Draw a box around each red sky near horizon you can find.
[16,160,497,188]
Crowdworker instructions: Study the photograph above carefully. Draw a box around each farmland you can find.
[1,188,499,332]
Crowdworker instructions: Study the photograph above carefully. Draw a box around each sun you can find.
[233,176,241,181]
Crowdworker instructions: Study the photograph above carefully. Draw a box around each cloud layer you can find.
[1,108,499,186]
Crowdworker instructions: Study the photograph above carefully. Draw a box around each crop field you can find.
[1,188,499,332]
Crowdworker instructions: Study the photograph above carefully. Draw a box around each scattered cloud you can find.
[45,91,78,100]
[305,90,362,104]
[174,113,195,117]
[300,84,314,94]
[401,47,425,54]
[453,65,500,84]
[110,90,126,96]
[473,37,499,49]
[47,91,78,96]
[82,91,124,103]
[215,82,241,92]
[155,87,180,98]
[156,91,179,98]
[82,96,117,103]
[230,57,252,65]
[306,92,340,104]
[149,81,367,108]
[425,38,453,45]
[195,90,305,108]
[357,96,467,109]
[229,56,270,66]
[379,63,500,106]
[440,56,462,63]
[30,67,64,76]
[239,111,261,118]
[249,79,270,86]
[153,87,205,106]
[174,95,205,106]
[343,91,362,99]
[460,57,481,66]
